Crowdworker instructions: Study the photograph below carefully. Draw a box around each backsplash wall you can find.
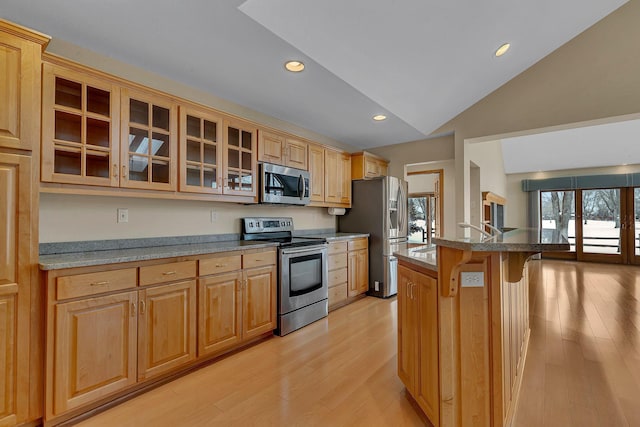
[40,193,337,243]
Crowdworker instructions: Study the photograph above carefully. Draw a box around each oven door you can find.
[279,245,328,315]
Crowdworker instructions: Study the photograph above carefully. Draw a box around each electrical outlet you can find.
[461,271,484,287]
[210,209,217,222]
[117,208,128,223]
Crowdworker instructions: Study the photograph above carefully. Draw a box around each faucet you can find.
[457,222,494,238]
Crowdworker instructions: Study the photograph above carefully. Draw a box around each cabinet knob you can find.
[113,164,118,178]
[131,302,136,317]
[215,263,227,268]
[122,165,128,179]
[162,271,177,276]
[90,281,109,286]
[140,300,146,315]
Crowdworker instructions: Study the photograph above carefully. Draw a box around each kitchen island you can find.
[394,229,569,427]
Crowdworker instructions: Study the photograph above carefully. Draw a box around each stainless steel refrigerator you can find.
[338,176,408,298]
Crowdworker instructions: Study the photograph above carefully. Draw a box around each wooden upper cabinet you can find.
[120,88,178,191]
[0,22,48,151]
[308,143,325,203]
[0,153,32,425]
[223,118,257,197]
[42,63,120,186]
[258,129,308,170]
[179,105,223,194]
[321,148,351,207]
[351,151,388,180]
[257,129,284,165]
[339,153,352,205]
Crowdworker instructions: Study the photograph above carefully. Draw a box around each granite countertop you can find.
[393,244,437,272]
[433,228,570,252]
[306,232,370,241]
[39,240,279,270]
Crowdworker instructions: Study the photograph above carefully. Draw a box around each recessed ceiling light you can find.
[495,43,511,57]
[373,114,387,121]
[284,60,305,72]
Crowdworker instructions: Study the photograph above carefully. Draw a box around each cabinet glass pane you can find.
[129,127,149,154]
[55,111,81,142]
[152,105,170,131]
[152,132,169,157]
[151,160,170,183]
[187,140,200,162]
[204,120,217,142]
[186,165,200,186]
[203,144,216,165]
[130,99,149,126]
[242,151,252,170]
[228,127,239,147]
[54,149,81,175]
[241,172,253,191]
[203,168,217,189]
[86,152,110,178]
[241,130,252,149]
[55,77,82,110]
[227,171,239,190]
[87,87,110,116]
[228,149,239,169]
[86,118,110,148]
[129,155,149,181]
[186,115,200,138]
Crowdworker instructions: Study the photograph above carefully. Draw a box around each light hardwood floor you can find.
[77,260,640,427]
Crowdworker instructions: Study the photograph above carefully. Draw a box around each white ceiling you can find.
[0,0,627,149]
[500,118,640,174]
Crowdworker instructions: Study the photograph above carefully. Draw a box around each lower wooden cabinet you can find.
[397,264,439,426]
[328,238,369,310]
[53,291,138,414]
[243,265,277,339]
[198,272,242,356]
[348,238,369,298]
[137,281,196,381]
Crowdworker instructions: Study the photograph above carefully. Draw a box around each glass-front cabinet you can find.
[42,63,120,186]
[121,89,177,191]
[179,105,223,194]
[223,118,257,197]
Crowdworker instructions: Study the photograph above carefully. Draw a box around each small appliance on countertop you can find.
[242,217,328,336]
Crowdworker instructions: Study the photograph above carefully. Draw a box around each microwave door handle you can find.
[298,174,304,199]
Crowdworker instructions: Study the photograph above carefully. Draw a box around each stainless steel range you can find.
[242,217,328,336]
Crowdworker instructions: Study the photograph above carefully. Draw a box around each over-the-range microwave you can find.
[259,162,310,205]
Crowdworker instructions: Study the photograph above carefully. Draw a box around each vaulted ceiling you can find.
[0,0,627,149]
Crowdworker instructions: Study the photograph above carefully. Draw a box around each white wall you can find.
[40,194,336,243]
[467,139,507,197]
[405,160,456,237]
[505,163,640,229]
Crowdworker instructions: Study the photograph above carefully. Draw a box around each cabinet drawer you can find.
[328,253,348,271]
[139,260,196,286]
[328,283,348,307]
[348,238,368,251]
[56,268,137,300]
[328,267,347,288]
[243,250,277,269]
[328,241,348,255]
[199,255,242,276]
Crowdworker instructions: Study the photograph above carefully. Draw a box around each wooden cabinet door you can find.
[308,144,325,203]
[364,157,381,178]
[41,64,121,186]
[324,149,340,203]
[339,153,352,205]
[285,138,308,170]
[397,266,417,393]
[416,272,440,426]
[356,249,369,294]
[138,281,196,380]
[257,130,284,165]
[0,28,44,151]
[242,265,276,340]
[53,291,138,415]
[0,153,31,424]
[223,118,257,197]
[179,105,223,194]
[198,272,242,357]
[347,250,358,297]
[120,88,178,191]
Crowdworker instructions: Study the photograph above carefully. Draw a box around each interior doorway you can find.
[407,169,443,245]
[541,187,640,264]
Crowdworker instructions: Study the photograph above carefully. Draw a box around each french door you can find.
[541,187,640,264]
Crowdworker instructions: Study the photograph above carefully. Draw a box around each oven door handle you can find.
[280,245,327,255]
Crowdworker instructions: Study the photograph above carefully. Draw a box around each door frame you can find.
[407,169,444,240]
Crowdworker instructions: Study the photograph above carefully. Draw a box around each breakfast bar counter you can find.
[395,229,568,427]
